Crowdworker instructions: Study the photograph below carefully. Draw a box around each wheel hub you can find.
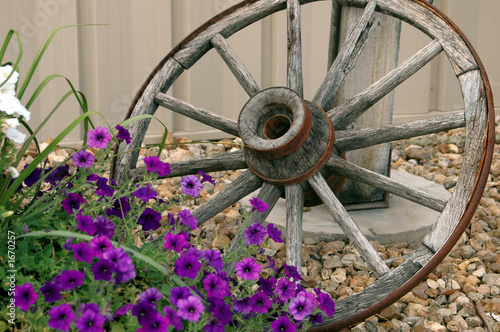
[238,87,335,186]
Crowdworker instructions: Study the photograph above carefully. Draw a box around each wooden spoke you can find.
[327,0,342,69]
[287,0,303,96]
[192,170,263,226]
[211,34,260,97]
[155,93,239,137]
[335,113,465,153]
[285,184,305,270]
[328,39,443,130]
[128,150,247,181]
[307,173,390,278]
[223,183,282,275]
[313,0,378,109]
[325,155,447,211]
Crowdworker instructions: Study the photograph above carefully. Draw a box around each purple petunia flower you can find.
[164,232,190,253]
[48,304,75,331]
[143,156,161,173]
[115,303,133,317]
[133,183,157,201]
[156,161,171,177]
[180,175,203,197]
[138,208,161,231]
[77,214,97,236]
[14,283,38,311]
[163,306,183,330]
[177,296,204,322]
[258,276,277,297]
[262,256,279,274]
[72,150,95,168]
[276,278,296,302]
[203,273,230,299]
[78,303,100,315]
[58,270,85,291]
[178,209,197,230]
[140,311,170,331]
[271,316,296,332]
[89,236,113,258]
[250,291,272,314]
[175,252,202,279]
[267,223,283,243]
[184,246,204,260]
[95,177,115,197]
[170,287,192,307]
[106,196,131,219]
[64,237,73,251]
[115,125,131,144]
[46,165,70,186]
[198,170,216,185]
[315,289,335,317]
[75,308,106,332]
[93,215,115,238]
[62,193,85,215]
[250,197,268,213]
[208,298,233,326]
[289,291,317,321]
[92,258,116,281]
[233,296,252,314]
[40,281,62,303]
[115,263,136,284]
[23,165,42,187]
[205,318,225,332]
[284,263,303,282]
[139,288,162,306]
[204,249,224,273]
[235,257,261,280]
[244,222,267,246]
[132,301,157,326]
[87,126,112,149]
[310,312,323,325]
[103,247,134,273]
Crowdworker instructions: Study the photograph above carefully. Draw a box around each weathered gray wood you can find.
[287,0,303,96]
[313,0,378,109]
[325,155,448,211]
[334,112,466,153]
[155,92,239,137]
[308,173,390,278]
[192,170,263,226]
[210,34,260,97]
[320,245,434,325]
[114,58,184,185]
[328,39,442,130]
[285,184,305,270]
[422,70,487,252]
[335,0,477,75]
[327,0,342,69]
[128,150,247,181]
[223,183,281,275]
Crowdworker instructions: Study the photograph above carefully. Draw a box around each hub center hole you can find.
[263,114,292,139]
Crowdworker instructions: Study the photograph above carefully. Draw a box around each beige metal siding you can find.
[1,0,498,145]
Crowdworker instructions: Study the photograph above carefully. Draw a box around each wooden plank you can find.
[307,173,390,278]
[422,70,488,252]
[155,92,239,137]
[114,58,184,185]
[328,39,442,130]
[313,0,378,109]
[334,112,465,152]
[336,0,477,75]
[287,0,303,95]
[223,183,282,275]
[128,150,247,181]
[325,155,448,211]
[210,34,260,97]
[192,170,263,226]
[285,184,305,270]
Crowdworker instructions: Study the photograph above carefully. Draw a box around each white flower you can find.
[0,82,16,96]
[4,117,19,128]
[8,166,19,178]
[0,65,19,85]
[5,126,26,144]
[0,94,30,121]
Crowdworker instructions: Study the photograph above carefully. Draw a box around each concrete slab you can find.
[240,170,451,245]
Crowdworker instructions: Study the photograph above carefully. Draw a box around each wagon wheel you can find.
[112,0,494,329]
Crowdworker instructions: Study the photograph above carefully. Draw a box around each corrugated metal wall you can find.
[1,0,499,145]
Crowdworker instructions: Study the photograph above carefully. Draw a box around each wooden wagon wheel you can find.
[112,0,495,329]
